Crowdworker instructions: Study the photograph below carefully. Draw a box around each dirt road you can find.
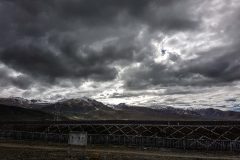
[0,140,239,160]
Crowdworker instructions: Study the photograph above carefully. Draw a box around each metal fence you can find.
[88,134,240,151]
[0,130,68,143]
[0,130,240,151]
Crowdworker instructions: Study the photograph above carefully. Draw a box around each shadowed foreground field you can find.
[0,140,239,160]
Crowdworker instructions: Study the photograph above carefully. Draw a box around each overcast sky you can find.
[0,0,240,109]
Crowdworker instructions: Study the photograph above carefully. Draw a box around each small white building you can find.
[68,132,87,146]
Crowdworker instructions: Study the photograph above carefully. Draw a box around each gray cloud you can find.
[0,42,118,83]
[122,3,240,90]
[0,67,32,89]
[5,0,199,31]
[187,47,240,82]
[225,98,237,102]
[123,46,240,90]
[0,0,202,89]
[0,0,239,109]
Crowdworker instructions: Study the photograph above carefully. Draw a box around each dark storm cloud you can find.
[123,47,240,90]
[5,0,199,31]
[122,61,208,90]
[123,2,240,91]
[0,0,201,89]
[187,48,240,82]
[0,42,118,83]
[123,40,240,89]
[0,67,32,89]
[0,0,199,46]
[183,9,240,85]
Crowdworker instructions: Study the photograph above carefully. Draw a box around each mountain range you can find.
[0,97,240,121]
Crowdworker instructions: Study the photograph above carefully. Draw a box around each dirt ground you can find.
[0,140,239,160]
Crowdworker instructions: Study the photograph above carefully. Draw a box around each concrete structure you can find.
[68,132,87,146]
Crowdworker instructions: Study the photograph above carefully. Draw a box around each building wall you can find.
[68,132,87,146]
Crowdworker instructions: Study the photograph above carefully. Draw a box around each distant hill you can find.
[0,97,240,121]
[110,103,239,121]
[196,108,240,120]
[0,104,55,121]
[109,103,200,120]
[40,97,114,120]
[39,99,240,121]
[0,97,50,109]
